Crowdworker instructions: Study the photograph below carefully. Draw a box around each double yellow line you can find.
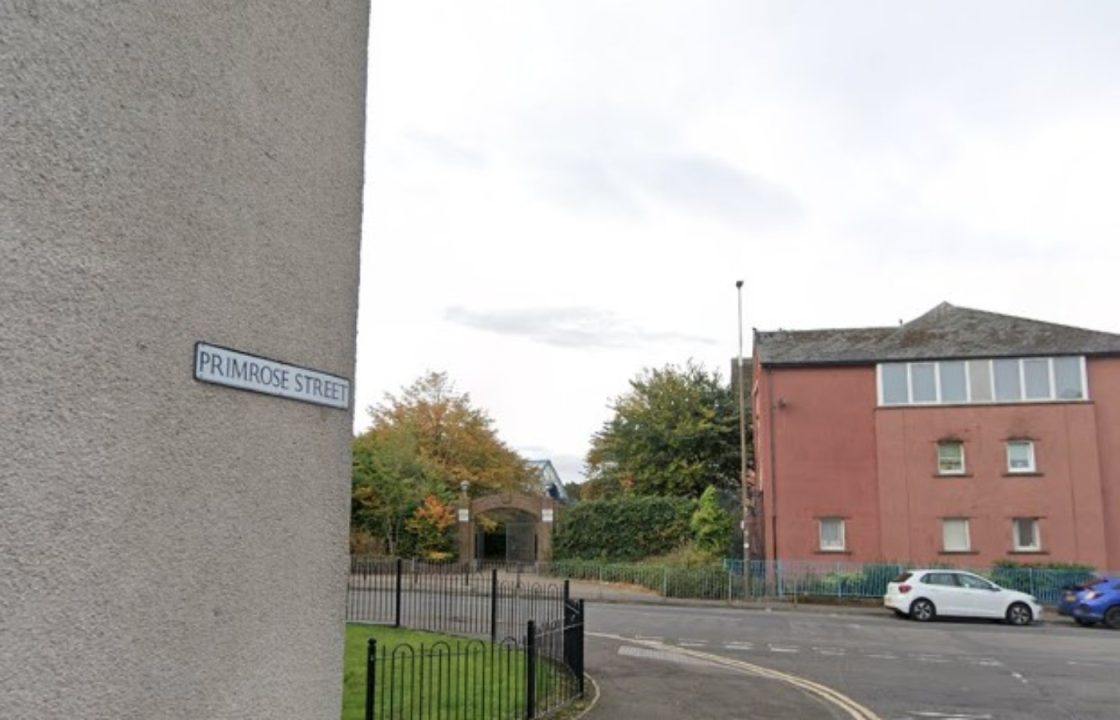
[590,632,882,720]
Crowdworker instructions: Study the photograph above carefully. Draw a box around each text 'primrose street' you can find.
[194,342,350,409]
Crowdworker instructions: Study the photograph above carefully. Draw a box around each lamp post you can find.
[736,280,752,598]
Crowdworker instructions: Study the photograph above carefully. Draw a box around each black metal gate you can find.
[505,521,536,563]
[476,515,538,563]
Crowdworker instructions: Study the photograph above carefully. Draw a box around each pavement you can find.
[582,600,1120,720]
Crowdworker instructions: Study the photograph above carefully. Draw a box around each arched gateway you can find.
[457,490,559,565]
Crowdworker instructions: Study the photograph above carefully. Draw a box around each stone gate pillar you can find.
[457,482,474,567]
[537,496,556,562]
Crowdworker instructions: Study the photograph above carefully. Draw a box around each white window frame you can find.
[937,441,966,475]
[818,518,846,552]
[1022,357,1052,400]
[942,518,971,552]
[1012,518,1041,552]
[1006,440,1036,474]
[876,356,1089,407]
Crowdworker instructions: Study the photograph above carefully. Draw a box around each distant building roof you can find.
[755,302,1120,366]
[527,459,569,503]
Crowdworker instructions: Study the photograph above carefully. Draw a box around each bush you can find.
[991,560,1095,573]
[643,542,720,569]
[552,495,696,561]
[690,486,733,556]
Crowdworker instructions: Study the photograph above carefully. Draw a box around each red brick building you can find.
[751,303,1120,570]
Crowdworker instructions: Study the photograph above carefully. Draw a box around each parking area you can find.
[586,601,1119,719]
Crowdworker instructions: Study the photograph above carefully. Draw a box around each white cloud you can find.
[356,0,1120,479]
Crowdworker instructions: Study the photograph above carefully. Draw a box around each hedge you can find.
[552,495,696,561]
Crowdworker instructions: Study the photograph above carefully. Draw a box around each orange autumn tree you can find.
[368,372,535,497]
[406,495,457,560]
[352,372,535,556]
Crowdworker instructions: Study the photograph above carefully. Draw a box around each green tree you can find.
[585,361,745,498]
[690,485,733,556]
[351,426,442,555]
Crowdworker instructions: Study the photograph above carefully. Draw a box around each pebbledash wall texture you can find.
[0,3,368,719]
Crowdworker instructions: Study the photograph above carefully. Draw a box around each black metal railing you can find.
[348,557,568,642]
[349,558,585,719]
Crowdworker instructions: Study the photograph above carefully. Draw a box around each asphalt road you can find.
[583,602,1119,720]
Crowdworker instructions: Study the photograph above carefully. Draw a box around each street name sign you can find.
[194,342,351,409]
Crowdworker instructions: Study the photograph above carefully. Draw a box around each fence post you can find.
[394,558,403,628]
[525,620,537,719]
[661,566,668,597]
[563,578,570,605]
[490,568,498,643]
[365,638,377,720]
[577,599,586,697]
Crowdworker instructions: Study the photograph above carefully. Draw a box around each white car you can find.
[884,569,1043,626]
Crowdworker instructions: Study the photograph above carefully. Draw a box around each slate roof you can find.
[755,303,1120,366]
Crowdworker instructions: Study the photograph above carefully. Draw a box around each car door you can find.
[954,572,1002,617]
[921,572,965,616]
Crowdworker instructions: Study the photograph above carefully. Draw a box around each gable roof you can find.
[755,302,1120,366]
[527,459,569,502]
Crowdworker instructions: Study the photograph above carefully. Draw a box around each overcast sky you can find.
[355,1,1120,483]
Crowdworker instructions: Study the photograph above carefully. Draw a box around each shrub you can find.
[690,486,733,556]
[552,495,696,561]
[991,560,1095,573]
[643,542,721,569]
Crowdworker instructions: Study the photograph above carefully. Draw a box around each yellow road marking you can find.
[590,632,882,720]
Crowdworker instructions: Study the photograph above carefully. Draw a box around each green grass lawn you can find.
[341,624,531,720]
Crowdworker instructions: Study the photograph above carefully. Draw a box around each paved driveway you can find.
[584,602,1119,719]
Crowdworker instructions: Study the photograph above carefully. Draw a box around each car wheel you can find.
[1074,618,1096,627]
[910,598,935,622]
[1006,602,1033,626]
[1104,606,1120,630]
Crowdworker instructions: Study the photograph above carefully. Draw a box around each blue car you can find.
[1057,577,1120,629]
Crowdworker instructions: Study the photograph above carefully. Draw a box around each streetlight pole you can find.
[736,280,751,598]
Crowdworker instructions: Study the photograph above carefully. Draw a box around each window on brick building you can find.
[1023,358,1051,400]
[1006,441,1036,473]
[1013,518,1040,551]
[819,518,846,552]
[1054,357,1086,400]
[968,360,994,401]
[993,359,1022,401]
[911,362,937,403]
[937,441,965,475]
[939,361,967,403]
[880,363,909,405]
[942,519,971,552]
[879,356,1087,406]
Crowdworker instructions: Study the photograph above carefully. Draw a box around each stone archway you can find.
[457,490,557,565]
